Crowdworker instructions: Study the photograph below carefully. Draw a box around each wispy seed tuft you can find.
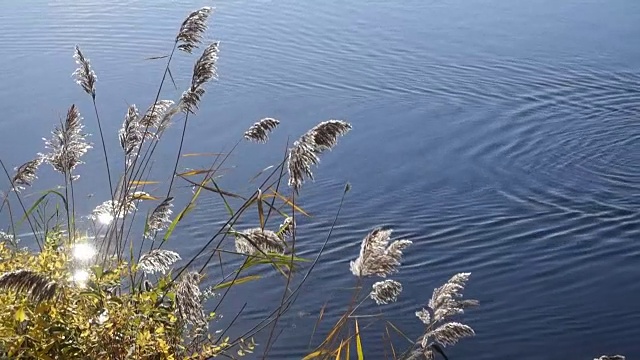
[138,249,181,274]
[176,7,213,54]
[43,104,92,175]
[370,279,403,305]
[278,217,295,238]
[72,45,97,98]
[428,322,475,347]
[234,228,285,256]
[140,100,176,131]
[429,272,478,322]
[12,158,42,191]
[244,118,280,143]
[349,227,411,278]
[287,120,351,193]
[144,197,174,239]
[89,199,136,224]
[175,271,206,327]
[119,105,143,157]
[181,42,220,114]
[0,270,58,304]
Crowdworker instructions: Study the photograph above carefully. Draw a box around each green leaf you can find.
[213,275,261,290]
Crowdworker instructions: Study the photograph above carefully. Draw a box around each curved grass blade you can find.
[355,319,364,360]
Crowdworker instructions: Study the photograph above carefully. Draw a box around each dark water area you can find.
[1,0,640,359]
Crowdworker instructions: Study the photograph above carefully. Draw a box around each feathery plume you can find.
[287,139,319,193]
[72,45,97,98]
[234,228,285,256]
[370,279,403,305]
[287,120,351,193]
[244,118,280,143]
[278,217,295,238]
[139,100,175,130]
[176,271,206,327]
[12,158,42,191]
[429,272,478,322]
[176,7,213,53]
[43,104,91,175]
[428,322,475,347]
[0,270,58,304]
[0,231,17,245]
[595,356,626,360]
[415,308,431,325]
[350,228,412,278]
[404,348,434,360]
[89,199,136,225]
[305,120,352,151]
[181,42,220,114]
[119,105,142,156]
[138,249,181,274]
[411,273,478,354]
[144,197,174,238]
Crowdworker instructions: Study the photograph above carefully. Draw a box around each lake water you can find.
[1,0,640,359]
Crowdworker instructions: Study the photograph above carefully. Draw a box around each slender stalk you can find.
[166,111,190,197]
[231,185,348,345]
[91,98,114,201]
[262,189,297,357]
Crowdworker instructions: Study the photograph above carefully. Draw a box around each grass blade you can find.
[355,319,364,360]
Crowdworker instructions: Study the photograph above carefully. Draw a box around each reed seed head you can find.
[119,104,142,157]
[350,227,412,278]
[72,45,97,98]
[0,270,58,304]
[278,216,295,238]
[429,272,478,322]
[43,104,91,175]
[595,356,626,360]
[428,322,475,347]
[176,7,213,53]
[138,249,181,274]
[140,100,176,131]
[181,42,220,114]
[415,308,431,325]
[370,279,403,305]
[234,228,285,256]
[144,197,174,239]
[176,271,206,327]
[305,120,352,151]
[244,118,280,143]
[287,120,351,193]
[89,199,136,225]
[12,157,42,191]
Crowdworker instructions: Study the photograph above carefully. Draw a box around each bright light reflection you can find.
[70,269,90,288]
[97,309,109,324]
[97,212,114,225]
[72,243,96,262]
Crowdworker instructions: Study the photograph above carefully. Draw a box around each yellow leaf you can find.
[335,339,344,359]
[302,350,330,360]
[355,319,364,360]
[130,192,159,201]
[130,180,159,186]
[15,307,26,322]
[177,169,210,177]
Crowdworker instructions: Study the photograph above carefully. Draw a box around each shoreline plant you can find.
[0,5,483,359]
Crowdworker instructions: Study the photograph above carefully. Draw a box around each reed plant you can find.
[0,6,482,359]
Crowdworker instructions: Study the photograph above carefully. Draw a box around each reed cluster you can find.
[1,5,617,360]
